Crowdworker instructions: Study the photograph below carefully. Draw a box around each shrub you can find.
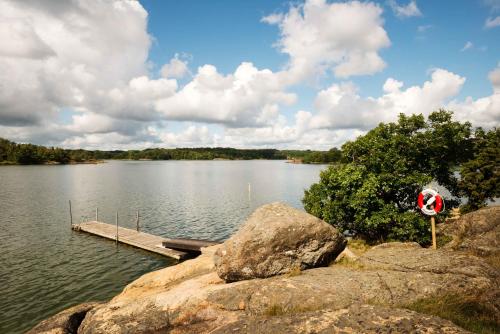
[459,127,500,213]
[303,111,473,244]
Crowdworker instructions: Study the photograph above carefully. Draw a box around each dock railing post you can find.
[95,207,98,222]
[136,210,139,232]
[69,200,73,227]
[115,211,118,245]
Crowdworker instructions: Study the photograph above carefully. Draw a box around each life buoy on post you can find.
[417,188,444,250]
[418,188,443,216]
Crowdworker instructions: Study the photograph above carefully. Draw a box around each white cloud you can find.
[160,54,190,79]
[0,17,55,59]
[158,125,218,147]
[485,16,500,28]
[261,13,284,25]
[0,0,155,128]
[263,0,390,79]
[305,69,466,130]
[417,24,432,33]
[461,41,473,52]
[447,64,500,128]
[301,67,499,132]
[388,0,422,18]
[155,62,296,127]
[95,76,178,121]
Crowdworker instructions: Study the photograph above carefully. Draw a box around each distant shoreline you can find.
[0,160,105,166]
[0,159,345,166]
[1,137,342,166]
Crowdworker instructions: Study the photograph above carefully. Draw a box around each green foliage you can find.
[0,139,80,164]
[303,148,342,164]
[284,148,342,164]
[459,127,500,213]
[304,163,431,243]
[304,110,473,244]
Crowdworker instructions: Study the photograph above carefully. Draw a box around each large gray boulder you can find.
[213,202,346,282]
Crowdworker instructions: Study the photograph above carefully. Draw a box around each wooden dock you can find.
[72,221,206,260]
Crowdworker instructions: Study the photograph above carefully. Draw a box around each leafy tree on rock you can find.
[303,110,473,244]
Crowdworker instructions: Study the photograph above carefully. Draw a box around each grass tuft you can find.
[334,257,365,269]
[347,238,372,255]
[404,294,499,334]
[436,234,453,248]
[264,304,286,317]
[264,303,319,317]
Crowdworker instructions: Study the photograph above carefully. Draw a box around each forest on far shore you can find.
[0,137,341,165]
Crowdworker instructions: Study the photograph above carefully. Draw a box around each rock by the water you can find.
[213,202,346,282]
[438,206,500,256]
[77,241,498,333]
[26,302,100,334]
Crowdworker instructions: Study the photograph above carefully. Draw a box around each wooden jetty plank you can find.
[162,238,219,252]
[72,221,189,260]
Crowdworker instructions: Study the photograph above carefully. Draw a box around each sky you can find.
[0,0,499,150]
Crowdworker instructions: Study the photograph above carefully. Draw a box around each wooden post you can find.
[95,207,99,222]
[136,210,139,232]
[115,211,119,245]
[431,216,437,250]
[69,200,73,227]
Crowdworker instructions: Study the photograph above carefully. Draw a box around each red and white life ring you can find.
[418,188,443,216]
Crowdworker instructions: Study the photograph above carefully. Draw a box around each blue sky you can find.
[144,0,498,98]
[0,0,498,149]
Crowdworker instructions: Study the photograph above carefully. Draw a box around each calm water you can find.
[0,160,325,333]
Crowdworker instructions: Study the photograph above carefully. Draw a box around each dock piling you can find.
[69,200,73,227]
[95,207,98,221]
[136,210,139,232]
[115,211,118,245]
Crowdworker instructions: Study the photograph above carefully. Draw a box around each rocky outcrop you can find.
[438,206,500,257]
[28,204,500,333]
[25,302,100,334]
[213,202,346,282]
[75,241,498,333]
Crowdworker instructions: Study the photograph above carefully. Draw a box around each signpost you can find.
[417,188,444,250]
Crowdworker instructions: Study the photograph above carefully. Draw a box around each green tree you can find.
[304,110,472,244]
[459,127,500,213]
[0,138,15,162]
[304,164,431,242]
[15,144,45,164]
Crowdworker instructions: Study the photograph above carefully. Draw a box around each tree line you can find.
[0,138,341,164]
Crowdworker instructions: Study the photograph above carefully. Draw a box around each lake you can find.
[0,160,325,333]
